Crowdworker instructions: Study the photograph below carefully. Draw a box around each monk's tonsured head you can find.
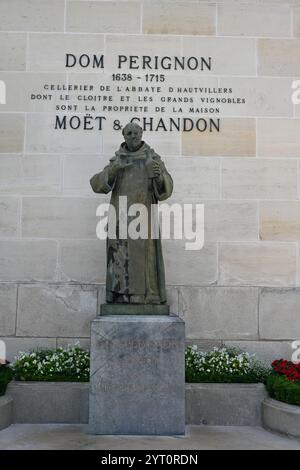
[122,122,143,152]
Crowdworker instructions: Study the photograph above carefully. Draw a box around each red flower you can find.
[272,358,300,382]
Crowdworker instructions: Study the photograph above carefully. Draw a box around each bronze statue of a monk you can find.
[90,122,173,305]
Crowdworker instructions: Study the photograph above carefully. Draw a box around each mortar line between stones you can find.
[22,20,28,159]
[255,117,258,158]
[15,285,19,336]
[55,239,60,282]
[1,237,299,246]
[0,281,297,294]
[0,30,297,40]
[19,195,23,240]
[256,200,260,242]
[25,32,29,73]
[61,151,65,194]
[219,157,222,200]
[178,36,184,157]
[296,242,299,286]
[254,38,258,78]
[96,285,101,314]
[257,287,260,340]
[64,0,67,33]
[297,160,300,200]
[140,0,143,34]
[0,111,298,118]
[23,112,27,158]
[1,71,299,81]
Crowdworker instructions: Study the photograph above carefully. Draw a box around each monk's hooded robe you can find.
[90,141,173,304]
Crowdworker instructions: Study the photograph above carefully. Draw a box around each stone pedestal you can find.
[88,314,185,435]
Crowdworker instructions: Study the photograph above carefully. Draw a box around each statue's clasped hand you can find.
[109,160,132,178]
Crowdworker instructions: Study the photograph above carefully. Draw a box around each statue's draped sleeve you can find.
[89,158,116,194]
[90,150,173,201]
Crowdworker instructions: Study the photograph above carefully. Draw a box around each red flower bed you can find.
[272,359,300,382]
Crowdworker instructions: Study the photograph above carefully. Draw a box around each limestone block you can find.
[8,382,89,424]
[143,2,216,36]
[63,155,110,195]
[0,72,66,112]
[0,33,26,71]
[0,337,56,362]
[182,119,256,157]
[258,39,300,76]
[260,201,300,241]
[218,3,291,37]
[259,288,300,339]
[297,246,300,286]
[0,114,24,153]
[139,74,218,111]
[169,199,258,244]
[66,1,140,33]
[0,197,20,237]
[28,33,105,72]
[16,285,97,337]
[57,338,91,350]
[293,6,300,37]
[0,155,60,195]
[186,383,267,426]
[0,241,57,281]
[88,315,185,435]
[164,157,220,200]
[164,240,218,286]
[0,0,65,32]
[0,155,61,195]
[219,78,292,117]
[224,340,295,366]
[257,119,300,157]
[26,114,103,154]
[0,285,17,336]
[222,158,297,200]
[103,125,181,157]
[182,37,256,76]
[220,244,296,287]
[22,197,99,239]
[59,240,106,283]
[64,71,138,117]
[105,34,181,73]
[204,201,258,242]
[179,286,259,340]
[185,339,222,351]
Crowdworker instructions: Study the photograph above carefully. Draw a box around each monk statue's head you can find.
[122,122,143,152]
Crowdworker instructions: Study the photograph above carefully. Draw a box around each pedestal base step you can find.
[100,303,169,315]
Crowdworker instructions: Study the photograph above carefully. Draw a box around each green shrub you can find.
[185,346,270,384]
[0,364,13,396]
[11,344,90,382]
[267,374,300,406]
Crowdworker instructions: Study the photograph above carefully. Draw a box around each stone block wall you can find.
[0,0,299,364]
